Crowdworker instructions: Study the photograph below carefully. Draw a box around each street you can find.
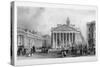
[17,52,62,60]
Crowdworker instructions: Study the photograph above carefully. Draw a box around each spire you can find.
[66,17,70,26]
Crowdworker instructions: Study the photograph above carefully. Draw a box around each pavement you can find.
[17,52,62,60]
[17,52,94,60]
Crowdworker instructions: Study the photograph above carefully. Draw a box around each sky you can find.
[17,6,96,40]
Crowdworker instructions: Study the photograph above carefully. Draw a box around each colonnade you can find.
[51,32,76,48]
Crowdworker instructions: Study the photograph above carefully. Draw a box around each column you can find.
[60,33,62,48]
[66,33,67,46]
[73,33,74,43]
[69,33,72,47]
[61,33,63,47]
[64,33,66,44]
[63,33,64,47]
[23,35,25,47]
[72,33,73,43]
[69,33,70,43]
[72,33,74,48]
[62,33,64,45]
[55,33,56,48]
[67,33,69,47]
[59,33,61,46]
[67,33,68,42]
[56,33,58,48]
[55,33,57,48]
[71,33,72,43]
[74,33,75,43]
[52,33,53,48]
[53,33,55,48]
[74,33,75,44]
[56,33,58,47]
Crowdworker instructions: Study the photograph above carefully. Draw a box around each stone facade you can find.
[17,27,43,49]
[87,21,95,48]
[51,18,83,49]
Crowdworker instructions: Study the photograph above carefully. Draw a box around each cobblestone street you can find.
[17,52,62,60]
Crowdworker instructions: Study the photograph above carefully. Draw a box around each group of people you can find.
[17,45,35,56]
[62,43,95,57]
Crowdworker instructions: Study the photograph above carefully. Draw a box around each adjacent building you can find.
[87,21,96,48]
[17,27,43,49]
[42,35,51,48]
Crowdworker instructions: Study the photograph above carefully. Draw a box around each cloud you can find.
[17,6,45,31]
[17,6,96,40]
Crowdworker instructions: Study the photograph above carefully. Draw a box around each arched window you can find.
[17,35,24,47]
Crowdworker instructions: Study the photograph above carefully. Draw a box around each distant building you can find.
[51,17,84,48]
[42,35,51,48]
[87,21,96,48]
[17,27,43,49]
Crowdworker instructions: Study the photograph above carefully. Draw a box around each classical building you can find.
[17,27,43,49]
[51,17,84,49]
